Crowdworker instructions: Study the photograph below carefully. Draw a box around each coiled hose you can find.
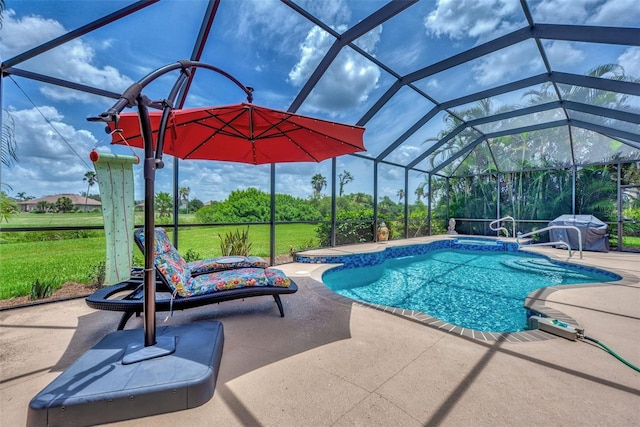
[581,335,640,373]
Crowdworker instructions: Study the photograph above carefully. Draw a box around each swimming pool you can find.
[316,240,621,333]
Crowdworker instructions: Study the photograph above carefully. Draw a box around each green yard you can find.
[0,213,318,300]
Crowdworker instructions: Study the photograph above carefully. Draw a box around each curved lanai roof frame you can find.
[1,0,639,200]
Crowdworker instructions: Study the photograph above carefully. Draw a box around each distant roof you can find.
[18,194,101,206]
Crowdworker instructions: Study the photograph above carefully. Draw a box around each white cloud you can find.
[0,10,133,103]
[232,0,312,53]
[532,0,640,26]
[531,0,597,24]
[589,0,640,26]
[544,41,586,69]
[3,106,100,197]
[288,26,336,87]
[425,0,522,41]
[288,25,381,115]
[618,47,640,78]
[472,42,545,86]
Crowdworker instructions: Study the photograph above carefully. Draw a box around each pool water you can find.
[323,249,619,332]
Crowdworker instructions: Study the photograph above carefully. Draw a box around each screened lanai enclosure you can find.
[2,0,640,261]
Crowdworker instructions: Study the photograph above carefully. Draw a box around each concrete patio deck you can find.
[1,241,639,426]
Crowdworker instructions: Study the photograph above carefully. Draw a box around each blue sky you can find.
[1,0,638,203]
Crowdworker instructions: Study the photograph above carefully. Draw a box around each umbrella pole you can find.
[138,100,157,347]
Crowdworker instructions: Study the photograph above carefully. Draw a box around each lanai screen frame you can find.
[2,0,640,260]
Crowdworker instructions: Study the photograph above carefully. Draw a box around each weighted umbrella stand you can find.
[27,61,253,426]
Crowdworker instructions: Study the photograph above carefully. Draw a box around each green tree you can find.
[311,173,327,199]
[155,192,173,219]
[189,198,204,212]
[36,200,51,213]
[396,189,404,202]
[83,171,97,212]
[56,196,73,213]
[338,170,353,197]
[195,188,321,223]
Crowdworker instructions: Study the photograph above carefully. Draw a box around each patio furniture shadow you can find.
[52,276,352,382]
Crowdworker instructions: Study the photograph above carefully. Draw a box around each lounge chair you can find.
[86,227,297,329]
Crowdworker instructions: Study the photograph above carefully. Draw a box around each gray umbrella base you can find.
[27,321,224,427]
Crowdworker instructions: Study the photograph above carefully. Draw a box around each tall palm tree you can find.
[311,173,327,199]
[396,189,404,202]
[178,186,190,213]
[83,171,97,212]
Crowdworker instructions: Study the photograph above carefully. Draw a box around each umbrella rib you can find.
[252,108,363,150]
[181,109,247,159]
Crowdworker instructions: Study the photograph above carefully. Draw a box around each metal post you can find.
[496,172,501,235]
[404,169,409,238]
[270,163,276,265]
[139,100,157,347]
[173,157,179,248]
[427,174,432,235]
[373,161,378,241]
[572,166,576,215]
[617,164,622,251]
[330,158,336,247]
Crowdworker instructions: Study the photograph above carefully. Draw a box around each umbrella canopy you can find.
[110,103,366,163]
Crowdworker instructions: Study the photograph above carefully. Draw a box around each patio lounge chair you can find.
[86,227,297,330]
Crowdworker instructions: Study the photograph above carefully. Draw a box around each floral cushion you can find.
[184,267,290,296]
[135,227,290,298]
[137,228,192,294]
[189,255,269,275]
[265,267,291,287]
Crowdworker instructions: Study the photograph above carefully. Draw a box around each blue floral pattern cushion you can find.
[137,228,193,295]
[188,267,291,295]
[265,267,291,287]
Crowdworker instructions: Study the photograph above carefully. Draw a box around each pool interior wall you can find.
[296,237,620,281]
[295,237,621,336]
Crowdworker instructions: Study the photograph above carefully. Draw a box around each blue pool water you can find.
[323,249,620,332]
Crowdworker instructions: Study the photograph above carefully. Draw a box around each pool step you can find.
[501,258,593,280]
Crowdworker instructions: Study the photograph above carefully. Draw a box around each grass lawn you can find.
[1,212,196,229]
[1,216,318,300]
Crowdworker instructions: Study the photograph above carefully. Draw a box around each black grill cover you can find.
[548,215,609,252]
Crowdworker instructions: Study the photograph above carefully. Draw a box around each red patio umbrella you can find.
[109,103,366,163]
[92,60,367,351]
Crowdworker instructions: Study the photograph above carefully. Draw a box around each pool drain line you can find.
[528,316,640,373]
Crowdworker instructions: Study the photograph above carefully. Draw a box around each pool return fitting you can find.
[528,316,640,373]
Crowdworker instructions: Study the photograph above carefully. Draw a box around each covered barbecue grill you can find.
[548,215,609,252]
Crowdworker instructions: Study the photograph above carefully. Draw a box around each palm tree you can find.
[1,109,17,192]
[396,189,404,202]
[179,186,190,213]
[338,170,353,197]
[83,171,97,212]
[155,192,173,219]
[1,0,15,175]
[414,184,425,203]
[56,196,74,213]
[311,173,327,199]
[0,191,18,222]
